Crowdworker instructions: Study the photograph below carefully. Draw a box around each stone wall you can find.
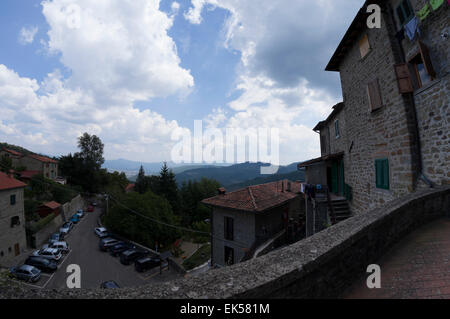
[1,187,448,299]
[0,187,27,267]
[395,0,449,187]
[30,195,85,248]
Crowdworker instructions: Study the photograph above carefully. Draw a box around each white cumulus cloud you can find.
[18,26,39,45]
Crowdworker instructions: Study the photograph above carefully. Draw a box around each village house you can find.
[202,180,303,267]
[0,148,23,167]
[20,154,59,180]
[299,0,449,215]
[0,171,27,267]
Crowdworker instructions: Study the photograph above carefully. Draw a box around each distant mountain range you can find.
[175,162,304,188]
[102,159,230,177]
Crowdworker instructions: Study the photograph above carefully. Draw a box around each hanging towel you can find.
[417,3,431,20]
[405,16,420,41]
[430,0,444,10]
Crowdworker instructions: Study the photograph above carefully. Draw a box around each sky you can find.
[0,0,365,165]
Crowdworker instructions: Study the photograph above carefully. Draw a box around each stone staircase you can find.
[329,199,352,224]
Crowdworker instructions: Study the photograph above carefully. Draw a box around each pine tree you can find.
[135,165,147,194]
[159,162,180,214]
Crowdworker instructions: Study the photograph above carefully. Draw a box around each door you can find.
[14,243,20,256]
[331,162,338,194]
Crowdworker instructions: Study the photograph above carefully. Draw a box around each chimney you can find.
[287,181,292,192]
[218,187,226,195]
[8,169,14,178]
[281,181,285,193]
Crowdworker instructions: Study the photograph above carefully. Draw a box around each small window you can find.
[10,194,16,205]
[359,34,370,58]
[334,120,340,139]
[11,216,20,227]
[320,134,327,154]
[396,0,414,26]
[408,41,436,89]
[224,217,234,241]
[375,159,390,190]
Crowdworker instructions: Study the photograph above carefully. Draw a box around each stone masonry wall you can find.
[394,0,449,186]
[1,187,448,299]
[338,5,417,214]
[0,188,27,267]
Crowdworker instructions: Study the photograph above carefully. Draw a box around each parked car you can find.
[87,205,94,212]
[60,222,73,235]
[95,227,109,238]
[24,256,58,273]
[120,249,149,265]
[32,248,62,262]
[91,202,98,207]
[48,232,64,244]
[47,241,70,254]
[100,281,120,289]
[99,238,121,252]
[9,265,41,283]
[134,256,161,272]
[109,242,135,257]
[70,214,80,224]
[76,210,85,218]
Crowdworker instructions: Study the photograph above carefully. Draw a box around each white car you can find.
[32,248,62,262]
[95,227,108,238]
[60,222,74,235]
[47,241,70,254]
[76,210,85,218]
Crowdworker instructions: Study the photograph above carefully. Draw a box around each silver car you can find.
[10,265,41,283]
[60,222,73,235]
[45,241,70,254]
[32,248,62,262]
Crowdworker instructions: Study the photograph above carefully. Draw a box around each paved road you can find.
[45,207,180,289]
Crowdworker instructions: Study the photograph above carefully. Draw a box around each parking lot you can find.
[14,205,181,290]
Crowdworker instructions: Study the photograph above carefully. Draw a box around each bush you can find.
[27,213,56,234]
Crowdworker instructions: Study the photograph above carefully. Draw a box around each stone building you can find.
[19,154,58,180]
[203,180,303,267]
[0,171,27,267]
[0,148,23,167]
[300,0,449,214]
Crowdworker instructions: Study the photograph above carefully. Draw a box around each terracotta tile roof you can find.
[42,201,61,210]
[19,170,40,179]
[125,183,135,192]
[0,171,27,191]
[202,180,301,212]
[297,152,344,168]
[28,154,58,164]
[2,148,22,157]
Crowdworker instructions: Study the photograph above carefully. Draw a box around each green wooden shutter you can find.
[382,159,390,190]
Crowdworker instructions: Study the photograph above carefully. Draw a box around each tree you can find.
[135,165,147,194]
[77,133,105,170]
[158,162,180,214]
[0,155,12,172]
[104,191,181,248]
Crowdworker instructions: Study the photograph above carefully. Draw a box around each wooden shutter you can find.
[394,63,414,94]
[418,41,436,78]
[359,34,370,58]
[367,79,383,111]
[375,160,382,188]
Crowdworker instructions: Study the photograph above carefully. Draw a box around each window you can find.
[224,246,234,266]
[367,78,383,111]
[359,34,370,58]
[394,63,414,94]
[224,217,234,241]
[320,134,327,154]
[11,216,20,227]
[334,120,340,139]
[396,0,414,26]
[408,41,436,89]
[375,159,390,190]
[10,194,16,205]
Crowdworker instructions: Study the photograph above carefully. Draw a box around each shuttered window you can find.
[359,34,370,58]
[408,41,436,89]
[396,0,414,26]
[367,79,383,111]
[224,217,234,241]
[334,120,340,139]
[394,63,414,94]
[375,159,390,190]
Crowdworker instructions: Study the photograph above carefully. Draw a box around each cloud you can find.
[41,0,194,104]
[186,0,365,163]
[1,0,195,162]
[171,2,180,16]
[18,26,39,45]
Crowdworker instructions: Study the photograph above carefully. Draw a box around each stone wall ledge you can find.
[1,186,449,299]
